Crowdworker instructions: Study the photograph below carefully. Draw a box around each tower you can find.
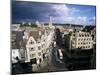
[49,16,53,27]
[35,20,40,27]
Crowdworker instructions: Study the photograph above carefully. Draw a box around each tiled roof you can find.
[29,29,45,41]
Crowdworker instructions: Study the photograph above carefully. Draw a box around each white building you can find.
[11,24,21,31]
[12,49,21,64]
[22,17,55,64]
[90,27,96,45]
[23,29,54,64]
[12,16,55,65]
[69,31,93,50]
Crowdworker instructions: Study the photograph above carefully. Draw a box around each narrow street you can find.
[38,46,68,72]
[51,47,68,71]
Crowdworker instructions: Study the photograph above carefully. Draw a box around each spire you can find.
[49,16,52,27]
[69,24,71,29]
[50,16,52,24]
[83,24,86,29]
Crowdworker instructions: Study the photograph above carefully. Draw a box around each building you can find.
[22,28,54,64]
[12,49,21,64]
[21,17,55,64]
[36,17,55,29]
[12,30,24,49]
[11,24,21,31]
[12,16,55,65]
[24,30,45,64]
[11,30,25,63]
[65,31,93,50]
[90,27,96,45]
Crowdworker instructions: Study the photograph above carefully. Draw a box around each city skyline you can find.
[12,1,96,25]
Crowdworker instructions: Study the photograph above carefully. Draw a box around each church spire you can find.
[49,16,52,27]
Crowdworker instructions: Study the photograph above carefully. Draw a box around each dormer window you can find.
[38,46,41,50]
[73,34,75,36]
[29,40,34,44]
[29,47,34,51]
[79,34,81,37]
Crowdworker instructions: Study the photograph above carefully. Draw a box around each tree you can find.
[31,23,37,28]
[20,23,37,28]
[82,26,95,32]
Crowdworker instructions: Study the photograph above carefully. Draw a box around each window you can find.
[29,48,34,51]
[38,46,41,50]
[83,42,85,45]
[83,46,85,48]
[85,34,87,37]
[32,54,35,57]
[38,52,41,56]
[30,54,35,57]
[73,34,75,36]
[30,40,34,44]
[31,48,34,50]
[39,59,41,63]
[89,38,91,40]
[13,51,15,54]
[44,39,45,42]
[72,41,75,44]
[78,47,80,48]
[79,34,81,37]
[82,34,84,37]
[73,38,75,40]
[42,44,44,48]
[84,46,86,48]
[30,54,31,57]
[87,34,89,37]
[30,58,37,64]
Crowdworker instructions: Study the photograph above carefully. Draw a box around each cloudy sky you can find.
[12,1,96,25]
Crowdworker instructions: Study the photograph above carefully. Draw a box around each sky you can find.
[12,1,96,25]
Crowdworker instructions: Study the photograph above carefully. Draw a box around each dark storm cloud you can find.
[12,1,60,23]
[12,1,96,25]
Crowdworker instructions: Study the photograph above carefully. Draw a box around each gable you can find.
[27,36,36,45]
